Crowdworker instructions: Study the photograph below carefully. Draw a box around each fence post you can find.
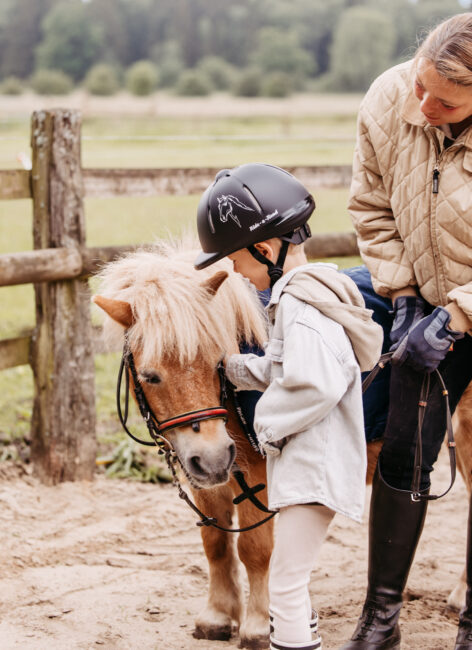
[30,109,96,484]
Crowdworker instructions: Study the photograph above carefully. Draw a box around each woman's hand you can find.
[391,306,464,372]
[389,295,427,351]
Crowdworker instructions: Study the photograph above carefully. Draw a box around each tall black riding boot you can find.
[340,469,428,650]
[455,493,472,649]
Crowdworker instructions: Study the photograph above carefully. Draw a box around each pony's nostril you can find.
[189,455,206,476]
[227,443,236,470]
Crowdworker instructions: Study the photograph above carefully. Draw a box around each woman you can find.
[341,13,472,650]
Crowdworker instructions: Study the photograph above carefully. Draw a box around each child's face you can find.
[228,248,271,291]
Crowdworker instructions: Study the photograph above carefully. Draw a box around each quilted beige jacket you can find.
[349,60,472,327]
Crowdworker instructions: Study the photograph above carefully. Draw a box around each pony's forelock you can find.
[95,241,268,366]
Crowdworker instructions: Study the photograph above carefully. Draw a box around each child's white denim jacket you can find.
[226,263,383,523]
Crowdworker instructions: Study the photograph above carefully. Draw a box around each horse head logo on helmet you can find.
[217,194,254,229]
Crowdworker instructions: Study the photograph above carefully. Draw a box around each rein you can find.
[116,335,276,533]
[363,352,456,502]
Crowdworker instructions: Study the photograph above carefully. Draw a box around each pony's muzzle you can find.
[173,424,237,487]
[188,440,236,485]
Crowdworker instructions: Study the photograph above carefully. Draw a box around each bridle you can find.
[117,334,276,533]
[117,336,229,447]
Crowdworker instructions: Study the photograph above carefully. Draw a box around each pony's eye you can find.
[139,371,161,385]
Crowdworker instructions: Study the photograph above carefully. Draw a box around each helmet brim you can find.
[194,250,225,270]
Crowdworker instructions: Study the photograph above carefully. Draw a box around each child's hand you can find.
[259,438,285,457]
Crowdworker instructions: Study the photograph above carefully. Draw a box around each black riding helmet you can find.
[194,163,315,286]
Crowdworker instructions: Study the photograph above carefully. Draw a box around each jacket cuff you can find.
[257,427,283,456]
[225,354,260,391]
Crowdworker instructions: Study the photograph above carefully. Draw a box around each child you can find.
[194,163,383,650]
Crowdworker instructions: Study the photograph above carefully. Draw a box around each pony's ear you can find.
[200,270,228,297]
[93,295,133,328]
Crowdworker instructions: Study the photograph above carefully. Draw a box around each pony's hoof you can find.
[239,634,270,649]
[448,582,467,612]
[193,623,232,641]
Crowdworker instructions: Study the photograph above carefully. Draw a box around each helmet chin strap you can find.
[247,240,290,288]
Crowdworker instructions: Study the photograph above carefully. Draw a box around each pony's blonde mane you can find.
[95,240,268,366]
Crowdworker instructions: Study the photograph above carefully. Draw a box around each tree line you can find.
[0,0,469,96]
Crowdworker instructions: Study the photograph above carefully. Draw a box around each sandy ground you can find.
[0,447,467,650]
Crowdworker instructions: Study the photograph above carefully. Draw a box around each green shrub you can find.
[260,72,292,98]
[232,68,262,97]
[196,56,236,90]
[176,69,212,96]
[0,76,24,95]
[126,60,158,96]
[157,59,183,88]
[30,69,73,96]
[84,63,119,96]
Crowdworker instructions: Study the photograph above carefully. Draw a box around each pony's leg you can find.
[448,386,472,610]
[192,483,244,641]
[366,439,383,484]
[232,458,274,649]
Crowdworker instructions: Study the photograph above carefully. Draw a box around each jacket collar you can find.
[268,262,337,308]
[401,78,472,149]
[401,87,426,127]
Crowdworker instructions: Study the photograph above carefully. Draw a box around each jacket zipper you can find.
[429,138,461,302]
[429,134,445,302]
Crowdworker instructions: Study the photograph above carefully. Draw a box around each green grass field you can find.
[0,110,360,468]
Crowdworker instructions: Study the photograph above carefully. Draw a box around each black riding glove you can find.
[389,295,427,351]
[391,306,464,373]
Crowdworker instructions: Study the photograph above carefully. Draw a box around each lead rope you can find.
[363,353,456,502]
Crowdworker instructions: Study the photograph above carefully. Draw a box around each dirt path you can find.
[0,448,467,649]
[0,91,362,119]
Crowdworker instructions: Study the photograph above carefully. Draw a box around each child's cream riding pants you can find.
[269,504,334,643]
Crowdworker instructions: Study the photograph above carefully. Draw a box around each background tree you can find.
[0,0,468,91]
[35,0,104,81]
[0,0,57,79]
[251,27,315,86]
[329,6,396,91]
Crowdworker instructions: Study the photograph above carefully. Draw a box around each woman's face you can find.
[414,57,472,126]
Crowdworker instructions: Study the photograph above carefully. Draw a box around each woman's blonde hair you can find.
[416,12,472,86]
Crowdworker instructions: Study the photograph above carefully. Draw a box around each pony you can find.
[92,241,470,646]
[93,242,274,648]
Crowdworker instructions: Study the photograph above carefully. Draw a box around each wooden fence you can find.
[0,109,359,484]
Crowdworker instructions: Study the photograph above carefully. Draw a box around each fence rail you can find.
[0,109,358,484]
[0,169,32,199]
